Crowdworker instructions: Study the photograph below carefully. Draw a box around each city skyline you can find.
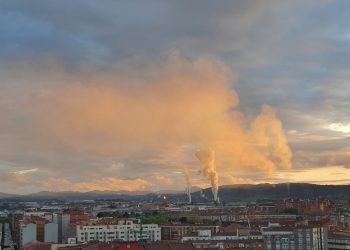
[1,1,350,194]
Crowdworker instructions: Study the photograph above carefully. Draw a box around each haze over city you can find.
[1,0,350,195]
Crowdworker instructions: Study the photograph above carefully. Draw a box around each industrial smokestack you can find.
[195,148,219,202]
[187,185,192,203]
[182,168,192,203]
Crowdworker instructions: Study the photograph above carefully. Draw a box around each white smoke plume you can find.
[182,168,192,203]
[196,148,219,202]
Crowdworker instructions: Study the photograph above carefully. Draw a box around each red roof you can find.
[24,241,51,249]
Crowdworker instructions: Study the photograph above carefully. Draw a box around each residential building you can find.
[44,223,58,243]
[58,242,196,250]
[182,229,262,241]
[139,242,196,250]
[328,231,350,250]
[65,211,89,224]
[76,219,161,243]
[32,217,46,242]
[262,227,296,250]
[276,199,334,216]
[190,239,264,249]
[13,214,24,243]
[181,229,263,249]
[58,242,139,250]
[23,241,51,250]
[53,214,70,243]
[161,222,220,241]
[19,223,37,250]
[262,221,328,250]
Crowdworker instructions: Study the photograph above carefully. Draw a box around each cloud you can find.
[23,54,291,187]
[154,176,173,186]
[328,123,350,134]
[275,166,350,185]
[13,168,39,175]
[220,175,256,185]
[294,146,350,170]
[40,177,153,192]
[0,173,29,185]
[1,0,349,191]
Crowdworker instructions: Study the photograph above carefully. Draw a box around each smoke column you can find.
[182,168,192,203]
[195,148,219,202]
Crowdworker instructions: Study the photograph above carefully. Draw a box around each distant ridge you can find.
[190,183,350,202]
[1,183,350,201]
[0,192,20,199]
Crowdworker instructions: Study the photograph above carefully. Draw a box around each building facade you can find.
[44,223,59,243]
[161,223,220,241]
[53,214,70,243]
[328,232,350,250]
[262,223,328,250]
[76,219,161,243]
[18,223,37,250]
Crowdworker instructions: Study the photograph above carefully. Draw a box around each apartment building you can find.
[44,223,59,243]
[53,213,70,243]
[18,223,37,250]
[76,219,160,243]
[262,221,328,250]
[328,232,350,250]
[16,218,58,249]
[161,222,220,241]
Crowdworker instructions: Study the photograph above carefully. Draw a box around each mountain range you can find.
[1,183,350,202]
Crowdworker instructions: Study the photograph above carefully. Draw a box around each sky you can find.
[1,0,350,194]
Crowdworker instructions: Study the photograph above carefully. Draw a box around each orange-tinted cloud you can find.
[25,54,291,188]
[220,175,256,185]
[154,176,173,186]
[1,173,29,185]
[40,177,153,192]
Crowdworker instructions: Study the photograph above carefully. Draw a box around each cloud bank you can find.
[4,54,291,192]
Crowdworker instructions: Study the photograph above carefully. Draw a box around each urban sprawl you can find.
[1,197,350,250]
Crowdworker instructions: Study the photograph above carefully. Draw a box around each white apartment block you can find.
[18,223,36,250]
[44,222,59,243]
[76,219,161,243]
[182,229,263,242]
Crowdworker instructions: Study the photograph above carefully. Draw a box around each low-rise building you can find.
[161,222,220,241]
[276,199,334,216]
[23,241,52,250]
[190,239,264,249]
[328,231,350,250]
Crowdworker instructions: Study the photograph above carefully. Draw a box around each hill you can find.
[1,183,350,202]
[0,192,20,199]
[190,183,350,202]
